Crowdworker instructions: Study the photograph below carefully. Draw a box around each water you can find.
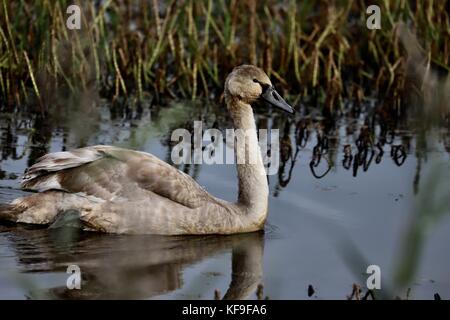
[0,100,449,299]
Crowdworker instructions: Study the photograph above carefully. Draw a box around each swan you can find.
[0,65,294,235]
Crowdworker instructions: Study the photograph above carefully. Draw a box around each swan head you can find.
[225,65,294,114]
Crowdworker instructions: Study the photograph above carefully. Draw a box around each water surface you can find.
[0,100,449,299]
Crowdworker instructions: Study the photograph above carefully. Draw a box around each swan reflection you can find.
[1,225,264,300]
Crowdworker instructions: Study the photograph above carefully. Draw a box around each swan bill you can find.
[260,86,294,114]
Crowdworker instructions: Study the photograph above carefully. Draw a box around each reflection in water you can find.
[0,97,448,198]
[0,225,264,300]
[0,91,449,299]
[271,99,447,196]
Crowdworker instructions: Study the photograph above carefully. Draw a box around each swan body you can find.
[0,65,293,235]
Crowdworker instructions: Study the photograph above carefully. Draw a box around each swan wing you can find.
[21,145,211,208]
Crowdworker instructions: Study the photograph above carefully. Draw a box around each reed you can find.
[0,0,448,110]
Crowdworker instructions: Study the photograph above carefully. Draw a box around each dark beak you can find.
[261,86,295,114]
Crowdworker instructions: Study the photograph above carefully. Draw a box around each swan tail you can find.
[0,192,64,225]
[0,203,18,222]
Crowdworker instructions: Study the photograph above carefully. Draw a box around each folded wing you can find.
[21,145,212,209]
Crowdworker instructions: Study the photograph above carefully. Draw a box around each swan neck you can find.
[226,96,269,219]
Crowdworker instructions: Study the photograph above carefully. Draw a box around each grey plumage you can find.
[1,65,280,235]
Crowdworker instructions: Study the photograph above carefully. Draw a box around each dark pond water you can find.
[0,100,449,299]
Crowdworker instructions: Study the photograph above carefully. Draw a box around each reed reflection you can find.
[0,96,448,198]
